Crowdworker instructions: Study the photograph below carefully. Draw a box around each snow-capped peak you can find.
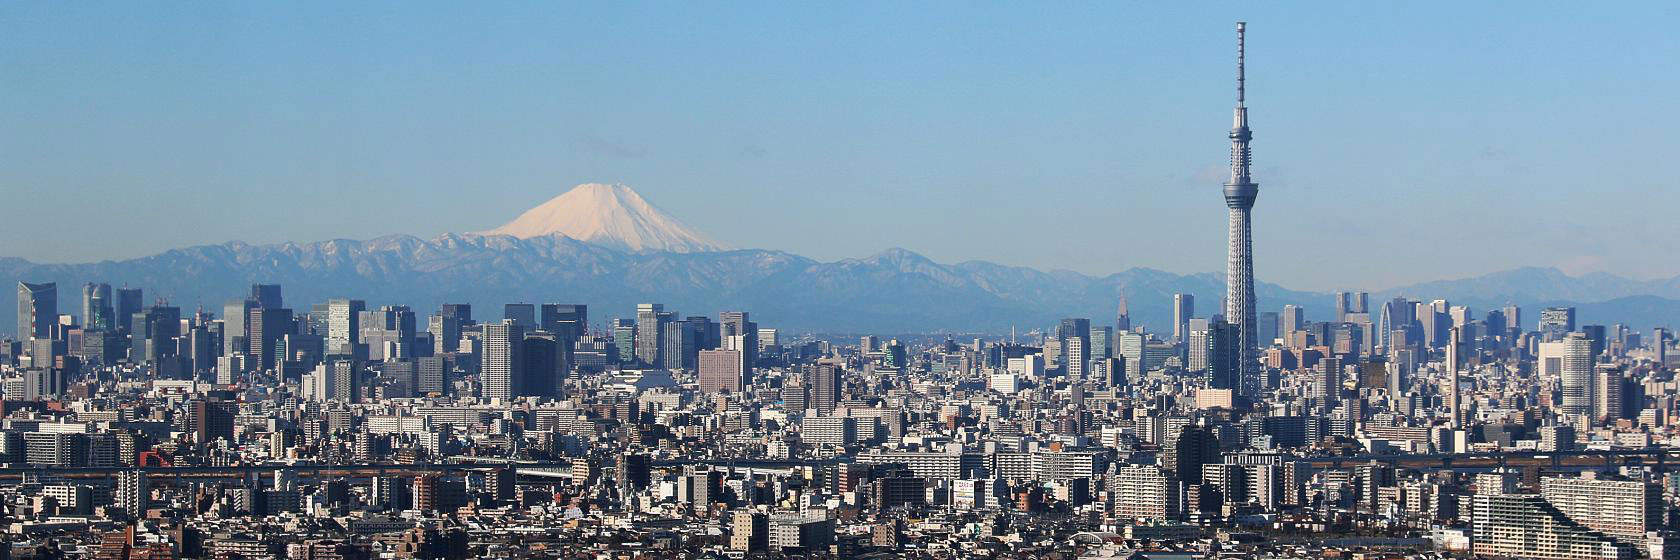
[476,183,726,253]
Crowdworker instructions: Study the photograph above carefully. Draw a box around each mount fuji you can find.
[476,183,724,253]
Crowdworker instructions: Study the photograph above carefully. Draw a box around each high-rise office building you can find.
[1257,311,1279,346]
[81,283,112,331]
[1220,22,1261,397]
[1172,294,1194,343]
[662,318,702,370]
[698,349,744,393]
[427,312,461,354]
[17,282,56,342]
[325,299,365,356]
[1581,325,1607,358]
[440,304,472,325]
[503,303,536,328]
[248,306,292,371]
[1088,325,1112,361]
[249,284,282,310]
[635,304,671,367]
[1116,331,1147,378]
[1540,307,1577,341]
[141,304,183,364]
[114,288,142,335]
[359,305,416,361]
[481,320,524,401]
[540,303,587,363]
[719,311,757,383]
[611,319,636,365]
[416,356,447,396]
[1280,305,1303,336]
[1057,318,1090,380]
[1115,295,1132,333]
[1334,292,1350,323]
[223,299,255,357]
[805,364,842,414]
[521,331,564,398]
[1203,318,1240,391]
[1187,318,1212,373]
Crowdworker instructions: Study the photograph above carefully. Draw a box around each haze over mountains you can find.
[3,184,1676,335]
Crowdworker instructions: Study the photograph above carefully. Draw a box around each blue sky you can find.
[2,2,1676,291]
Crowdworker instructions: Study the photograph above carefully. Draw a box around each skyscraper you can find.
[1057,318,1091,380]
[249,283,282,310]
[223,299,256,358]
[17,282,56,342]
[1446,326,1464,428]
[81,283,112,331]
[1114,295,1131,333]
[635,304,671,367]
[115,287,142,335]
[718,311,757,384]
[1560,332,1595,417]
[1540,307,1577,340]
[1221,22,1260,396]
[481,320,524,401]
[1172,293,1194,343]
[806,364,842,414]
[698,349,743,393]
[503,303,536,328]
[1281,304,1304,334]
[326,299,366,355]
[1204,318,1240,391]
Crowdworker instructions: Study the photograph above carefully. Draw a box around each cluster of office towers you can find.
[13,281,773,403]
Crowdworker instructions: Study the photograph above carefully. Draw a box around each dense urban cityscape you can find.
[5,13,1679,560]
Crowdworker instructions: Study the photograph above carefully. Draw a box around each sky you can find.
[2,2,1676,292]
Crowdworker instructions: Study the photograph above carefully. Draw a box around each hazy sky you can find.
[3,3,1676,292]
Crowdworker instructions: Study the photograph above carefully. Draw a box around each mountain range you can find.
[4,184,1677,335]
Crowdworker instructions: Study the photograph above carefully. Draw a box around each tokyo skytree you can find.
[1223,22,1260,395]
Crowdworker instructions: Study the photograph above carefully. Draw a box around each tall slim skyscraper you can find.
[1446,326,1464,428]
[1115,295,1131,333]
[1057,318,1091,379]
[1559,332,1595,417]
[115,288,143,335]
[718,311,757,383]
[1172,293,1194,343]
[1221,22,1260,395]
[635,304,671,367]
[17,282,57,342]
[482,320,524,401]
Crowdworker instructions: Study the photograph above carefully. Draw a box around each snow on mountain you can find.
[476,183,726,253]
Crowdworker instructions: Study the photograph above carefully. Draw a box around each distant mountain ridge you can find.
[3,234,1677,335]
[4,183,1676,335]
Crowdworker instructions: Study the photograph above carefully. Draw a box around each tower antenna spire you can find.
[1236,21,1246,106]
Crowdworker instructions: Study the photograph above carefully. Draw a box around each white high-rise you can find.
[1559,332,1595,417]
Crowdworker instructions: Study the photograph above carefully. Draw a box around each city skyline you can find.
[3,8,1680,559]
[4,3,1679,291]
